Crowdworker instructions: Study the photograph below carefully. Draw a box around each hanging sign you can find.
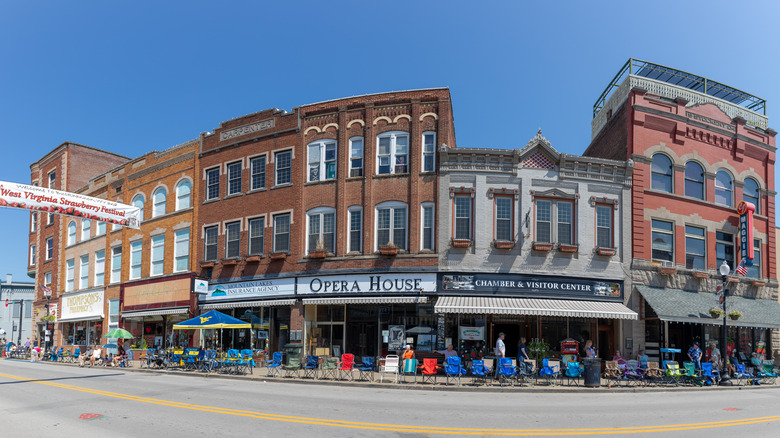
[737,201,755,266]
[0,180,142,229]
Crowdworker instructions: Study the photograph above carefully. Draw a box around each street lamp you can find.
[42,286,52,356]
[718,260,732,386]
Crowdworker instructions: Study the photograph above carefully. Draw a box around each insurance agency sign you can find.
[201,278,296,302]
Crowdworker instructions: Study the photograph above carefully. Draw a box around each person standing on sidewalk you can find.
[584,340,596,358]
[495,333,506,358]
[687,341,702,370]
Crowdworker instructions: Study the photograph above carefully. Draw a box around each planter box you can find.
[727,276,739,283]
[658,266,677,275]
[269,252,287,261]
[692,271,709,279]
[309,250,326,259]
[558,244,578,253]
[221,258,238,266]
[596,247,616,256]
[244,255,262,263]
[200,261,215,268]
[452,239,472,248]
[493,240,515,250]
[380,246,398,256]
[532,242,553,252]
[751,280,766,287]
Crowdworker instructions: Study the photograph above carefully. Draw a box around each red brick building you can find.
[196,89,455,356]
[585,59,780,362]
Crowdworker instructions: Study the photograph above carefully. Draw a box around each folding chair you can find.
[236,349,254,375]
[470,359,490,386]
[266,352,284,377]
[379,355,399,383]
[320,357,339,380]
[302,355,320,379]
[401,358,418,383]
[563,361,585,386]
[283,354,301,378]
[733,364,753,386]
[623,360,645,386]
[357,357,375,381]
[539,359,560,386]
[760,361,777,384]
[200,350,218,374]
[701,363,720,385]
[71,349,81,364]
[444,356,467,386]
[338,354,355,381]
[420,358,440,385]
[644,362,663,385]
[496,357,517,387]
[663,361,684,386]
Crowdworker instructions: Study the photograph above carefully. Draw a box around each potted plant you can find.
[728,310,743,321]
[527,338,550,362]
[309,240,326,259]
[709,308,724,318]
[380,241,398,256]
[452,238,472,248]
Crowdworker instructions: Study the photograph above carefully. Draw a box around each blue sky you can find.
[1,1,779,283]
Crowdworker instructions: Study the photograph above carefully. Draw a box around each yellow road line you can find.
[1,371,778,435]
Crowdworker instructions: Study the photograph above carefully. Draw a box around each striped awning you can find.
[200,299,296,310]
[122,307,190,318]
[302,296,428,305]
[434,296,637,320]
[57,315,104,324]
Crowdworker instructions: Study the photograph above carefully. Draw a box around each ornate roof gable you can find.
[518,129,560,169]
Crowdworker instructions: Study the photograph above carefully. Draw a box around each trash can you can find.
[583,358,602,387]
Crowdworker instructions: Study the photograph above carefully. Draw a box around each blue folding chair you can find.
[564,361,585,386]
[200,350,218,374]
[266,352,283,377]
[237,349,254,375]
[357,357,375,381]
[539,359,560,386]
[401,358,418,383]
[470,359,490,386]
[303,355,320,379]
[444,356,467,386]
[496,357,517,387]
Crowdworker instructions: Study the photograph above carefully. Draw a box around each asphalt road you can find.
[1,359,780,437]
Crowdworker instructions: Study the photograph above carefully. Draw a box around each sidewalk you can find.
[7,357,777,393]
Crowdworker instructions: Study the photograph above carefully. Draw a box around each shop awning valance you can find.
[57,315,104,324]
[636,285,780,329]
[200,299,296,310]
[121,307,190,318]
[434,296,637,320]
[301,296,428,305]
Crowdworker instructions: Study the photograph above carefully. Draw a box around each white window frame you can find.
[348,206,362,253]
[31,212,37,232]
[349,137,364,178]
[176,179,192,210]
[275,150,293,186]
[44,271,51,286]
[684,225,706,270]
[66,259,74,292]
[47,212,54,225]
[651,219,674,263]
[81,219,91,241]
[534,198,574,245]
[46,237,53,260]
[376,131,409,175]
[421,202,435,251]
[684,161,705,200]
[307,140,337,182]
[227,161,243,195]
[29,244,36,266]
[651,153,673,193]
[375,201,408,250]
[306,207,336,254]
[714,170,733,207]
[273,213,291,253]
[48,170,55,189]
[743,177,760,214]
[174,229,190,273]
[204,225,219,261]
[151,234,165,276]
[248,216,265,255]
[152,187,167,218]
[494,196,513,243]
[453,195,472,241]
[746,239,761,279]
[130,240,142,280]
[595,204,613,249]
[79,254,89,289]
[249,155,267,191]
[132,195,145,222]
[225,221,241,259]
[96,220,106,236]
[206,167,220,200]
[108,299,120,331]
[111,246,122,283]
[422,131,436,173]
[66,221,76,246]
[95,250,105,286]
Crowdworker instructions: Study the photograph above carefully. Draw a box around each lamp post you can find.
[43,287,51,356]
[718,260,732,386]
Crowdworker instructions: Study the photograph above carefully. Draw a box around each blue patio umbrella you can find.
[172,310,251,350]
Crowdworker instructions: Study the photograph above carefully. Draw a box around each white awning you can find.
[57,315,103,323]
[434,296,637,320]
[302,296,428,305]
[122,307,190,318]
[200,299,297,310]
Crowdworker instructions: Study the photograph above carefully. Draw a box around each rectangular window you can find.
[97,221,106,236]
[377,205,407,249]
[557,201,573,245]
[45,271,51,286]
[716,232,734,273]
[349,208,362,253]
[108,299,120,330]
[204,226,218,261]
[422,132,436,172]
[225,222,241,258]
[46,237,54,259]
[349,138,363,177]
[250,156,266,190]
[376,133,409,175]
[227,161,242,195]
[275,150,292,185]
[308,211,335,253]
[151,235,164,276]
[747,239,761,278]
[651,219,674,262]
[31,212,37,232]
[273,213,291,253]
[308,141,337,182]
[494,197,512,242]
[422,204,434,251]
[29,244,36,266]
[66,259,74,292]
[79,255,89,289]
[48,212,54,225]
[453,195,472,240]
[95,250,105,286]
[248,217,265,255]
[174,229,190,272]
[81,219,91,241]
[685,225,705,270]
[48,171,55,188]
[130,241,142,279]
[111,246,122,283]
[536,200,551,243]
[535,199,574,244]
[206,167,220,200]
[595,205,613,248]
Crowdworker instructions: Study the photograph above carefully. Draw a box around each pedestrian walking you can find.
[495,332,506,358]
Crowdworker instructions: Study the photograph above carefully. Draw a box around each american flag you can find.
[735,260,748,277]
[39,284,52,295]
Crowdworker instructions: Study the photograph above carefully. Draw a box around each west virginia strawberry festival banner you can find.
[0,180,141,229]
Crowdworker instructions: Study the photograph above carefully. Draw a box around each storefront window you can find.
[307,304,345,358]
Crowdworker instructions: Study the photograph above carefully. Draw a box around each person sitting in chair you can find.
[80,346,92,367]
[89,345,102,367]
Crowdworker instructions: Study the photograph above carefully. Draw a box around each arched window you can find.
[132,195,145,222]
[684,161,704,200]
[67,221,77,246]
[152,188,167,217]
[307,207,336,254]
[176,180,191,211]
[714,170,733,207]
[651,154,673,193]
[743,177,760,214]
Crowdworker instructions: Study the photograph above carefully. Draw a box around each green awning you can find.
[636,285,780,329]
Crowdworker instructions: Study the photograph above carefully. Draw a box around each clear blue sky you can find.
[2,1,779,283]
